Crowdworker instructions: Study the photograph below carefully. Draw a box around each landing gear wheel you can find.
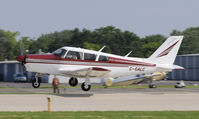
[149,84,157,88]
[81,82,91,91]
[69,77,78,87]
[32,81,40,88]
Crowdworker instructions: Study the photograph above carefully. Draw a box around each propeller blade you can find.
[22,55,27,64]
[20,40,23,55]
[21,55,27,74]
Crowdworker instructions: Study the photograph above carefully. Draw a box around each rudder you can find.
[148,36,183,64]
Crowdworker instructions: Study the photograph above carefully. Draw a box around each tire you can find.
[149,84,157,88]
[69,77,78,87]
[174,85,183,88]
[81,82,91,91]
[32,81,40,88]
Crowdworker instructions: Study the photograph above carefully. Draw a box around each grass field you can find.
[0,111,198,119]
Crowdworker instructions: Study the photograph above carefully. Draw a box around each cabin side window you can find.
[98,55,108,62]
[65,51,83,60]
[53,49,67,58]
[84,53,96,61]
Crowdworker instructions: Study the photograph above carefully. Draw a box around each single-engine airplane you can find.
[16,36,184,91]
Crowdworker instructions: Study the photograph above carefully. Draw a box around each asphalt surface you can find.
[1,81,199,94]
[0,81,199,111]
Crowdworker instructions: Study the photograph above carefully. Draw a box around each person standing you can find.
[52,76,59,94]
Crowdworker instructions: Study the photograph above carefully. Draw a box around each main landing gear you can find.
[81,82,91,91]
[69,77,78,87]
[81,74,91,91]
[149,83,157,88]
[69,74,91,91]
[148,78,157,88]
[32,73,41,88]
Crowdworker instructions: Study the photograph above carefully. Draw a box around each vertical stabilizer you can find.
[148,36,183,64]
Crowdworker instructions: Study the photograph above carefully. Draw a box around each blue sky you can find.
[0,0,198,38]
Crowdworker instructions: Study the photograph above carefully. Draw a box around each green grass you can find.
[0,111,198,119]
[0,87,19,89]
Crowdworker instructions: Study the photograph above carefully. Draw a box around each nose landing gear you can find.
[81,83,91,91]
[81,73,91,91]
[32,76,40,88]
[32,73,41,88]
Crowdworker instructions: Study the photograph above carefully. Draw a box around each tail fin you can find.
[148,36,183,64]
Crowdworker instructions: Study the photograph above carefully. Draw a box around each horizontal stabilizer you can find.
[172,65,184,70]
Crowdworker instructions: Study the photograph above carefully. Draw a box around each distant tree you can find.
[15,37,34,55]
[90,26,140,56]
[0,30,19,60]
[83,42,101,51]
[171,27,199,55]
[123,31,142,57]
[30,30,74,53]
[33,26,141,56]
[141,35,166,57]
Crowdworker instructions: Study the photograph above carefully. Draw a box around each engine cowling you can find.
[101,78,114,87]
[152,72,167,81]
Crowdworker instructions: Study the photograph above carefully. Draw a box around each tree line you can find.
[0,26,199,61]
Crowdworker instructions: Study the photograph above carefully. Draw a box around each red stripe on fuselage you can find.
[108,57,154,66]
[26,54,156,67]
[26,61,129,67]
[157,40,179,57]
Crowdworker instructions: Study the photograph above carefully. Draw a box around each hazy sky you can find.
[0,0,198,38]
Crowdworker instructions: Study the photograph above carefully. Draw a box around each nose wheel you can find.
[32,75,41,88]
[32,81,40,88]
[81,82,91,91]
[81,72,91,91]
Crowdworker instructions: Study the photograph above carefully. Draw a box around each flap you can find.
[59,67,110,78]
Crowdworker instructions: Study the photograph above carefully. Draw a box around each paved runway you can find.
[0,92,199,111]
[0,82,199,111]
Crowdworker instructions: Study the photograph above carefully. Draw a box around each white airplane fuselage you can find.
[24,49,158,79]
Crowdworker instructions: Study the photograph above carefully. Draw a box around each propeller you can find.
[20,40,23,56]
[18,40,27,74]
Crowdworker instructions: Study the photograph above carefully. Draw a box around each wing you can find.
[112,75,151,86]
[111,72,166,86]
[59,67,110,78]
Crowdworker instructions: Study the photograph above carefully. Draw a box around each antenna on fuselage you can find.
[98,46,106,52]
[125,51,132,57]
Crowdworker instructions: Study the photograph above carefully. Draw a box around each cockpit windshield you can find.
[52,48,67,58]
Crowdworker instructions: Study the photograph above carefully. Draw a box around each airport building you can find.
[0,61,48,82]
[0,61,23,82]
[168,54,199,81]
